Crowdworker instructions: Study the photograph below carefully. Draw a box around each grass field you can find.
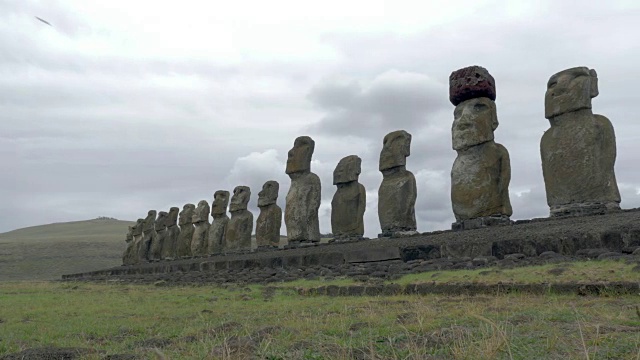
[2,260,640,359]
[0,219,133,281]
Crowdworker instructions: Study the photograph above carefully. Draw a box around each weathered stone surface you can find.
[225,186,254,251]
[541,67,620,217]
[208,190,230,254]
[285,136,321,243]
[175,204,195,257]
[138,210,157,262]
[122,225,136,265]
[149,211,168,260]
[378,131,417,236]
[256,181,282,248]
[449,65,496,106]
[449,68,512,229]
[161,207,180,259]
[331,155,366,239]
[191,200,210,256]
[129,218,144,264]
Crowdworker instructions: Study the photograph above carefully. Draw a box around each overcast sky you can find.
[2,0,640,237]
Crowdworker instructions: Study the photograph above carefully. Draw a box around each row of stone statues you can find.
[123,65,621,264]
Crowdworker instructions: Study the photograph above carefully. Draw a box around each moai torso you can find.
[378,130,417,236]
[150,211,168,260]
[161,207,180,259]
[331,155,366,239]
[139,210,157,261]
[256,181,282,248]
[284,136,321,243]
[449,66,511,229]
[176,204,195,257]
[130,219,144,264]
[122,225,135,265]
[191,200,210,256]
[541,67,620,216]
[225,186,253,251]
[208,190,230,254]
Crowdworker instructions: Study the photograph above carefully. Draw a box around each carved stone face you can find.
[155,211,168,231]
[286,136,315,175]
[211,190,230,216]
[126,226,133,242]
[452,97,497,150]
[258,181,279,207]
[166,207,179,227]
[178,203,195,226]
[379,130,411,171]
[192,200,210,223]
[230,186,251,212]
[545,67,598,119]
[132,218,144,236]
[333,155,361,185]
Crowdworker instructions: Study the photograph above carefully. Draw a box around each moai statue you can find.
[256,181,282,248]
[149,211,168,260]
[285,136,321,245]
[207,190,230,254]
[191,200,210,256]
[122,225,135,265]
[138,210,157,262]
[225,186,254,251]
[449,65,512,230]
[378,130,417,237]
[541,67,620,216]
[161,207,180,260]
[130,218,144,264]
[331,155,366,240]
[175,203,195,257]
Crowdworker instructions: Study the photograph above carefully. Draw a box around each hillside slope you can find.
[0,219,133,281]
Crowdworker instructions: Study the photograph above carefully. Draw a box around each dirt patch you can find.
[548,267,568,276]
[0,347,99,360]
[598,324,640,334]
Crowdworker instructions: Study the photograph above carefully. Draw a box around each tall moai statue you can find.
[138,210,157,262]
[130,218,144,264]
[122,225,135,265]
[331,155,366,240]
[225,186,254,251]
[541,67,620,216]
[285,136,321,245]
[449,65,512,230]
[256,181,282,249]
[191,200,210,256]
[175,203,195,257]
[161,207,180,260]
[208,190,230,254]
[378,130,417,237]
[149,211,168,260]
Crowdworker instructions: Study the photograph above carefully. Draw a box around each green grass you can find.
[1,280,640,359]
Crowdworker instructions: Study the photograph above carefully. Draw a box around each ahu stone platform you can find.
[63,209,640,281]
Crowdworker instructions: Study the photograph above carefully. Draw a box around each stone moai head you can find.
[178,204,195,226]
[126,226,133,242]
[379,130,411,171]
[334,155,362,185]
[545,67,599,119]
[192,200,210,223]
[286,136,315,175]
[211,190,230,216]
[166,207,179,227]
[258,181,279,207]
[155,211,168,231]
[229,186,251,212]
[450,66,498,151]
[132,218,144,236]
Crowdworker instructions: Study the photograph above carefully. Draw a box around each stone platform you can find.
[62,209,640,281]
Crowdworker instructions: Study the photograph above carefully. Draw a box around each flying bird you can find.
[35,16,52,26]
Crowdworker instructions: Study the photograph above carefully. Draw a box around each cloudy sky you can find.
[2,0,640,237]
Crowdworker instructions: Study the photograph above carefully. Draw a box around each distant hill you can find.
[0,218,134,281]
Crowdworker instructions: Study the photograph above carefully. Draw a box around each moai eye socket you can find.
[474,103,488,111]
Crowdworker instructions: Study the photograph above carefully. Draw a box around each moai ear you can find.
[589,69,599,98]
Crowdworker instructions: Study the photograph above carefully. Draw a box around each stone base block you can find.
[452,215,512,231]
[378,230,419,238]
[550,202,621,218]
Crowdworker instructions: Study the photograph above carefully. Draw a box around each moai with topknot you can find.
[449,65,512,230]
